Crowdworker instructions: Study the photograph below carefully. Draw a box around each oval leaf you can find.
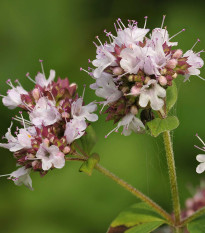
[187,215,205,233]
[79,153,100,176]
[166,81,177,113]
[107,202,166,233]
[147,116,179,137]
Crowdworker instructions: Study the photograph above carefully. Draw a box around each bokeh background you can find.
[0,0,205,232]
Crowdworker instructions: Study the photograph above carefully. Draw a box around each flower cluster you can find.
[0,61,98,189]
[84,16,204,137]
[182,185,205,219]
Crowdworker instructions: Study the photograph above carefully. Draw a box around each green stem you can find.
[180,206,205,226]
[95,163,174,225]
[163,131,181,225]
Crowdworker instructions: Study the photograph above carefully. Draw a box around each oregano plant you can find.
[0,16,205,233]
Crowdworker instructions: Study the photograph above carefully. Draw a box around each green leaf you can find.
[147,116,179,137]
[166,81,177,113]
[187,215,205,233]
[125,221,164,233]
[79,125,97,155]
[107,202,166,233]
[79,153,100,176]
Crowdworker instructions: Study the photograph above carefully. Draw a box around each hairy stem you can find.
[95,163,174,225]
[180,206,205,226]
[163,131,181,225]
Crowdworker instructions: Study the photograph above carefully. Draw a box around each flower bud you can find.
[130,106,138,115]
[160,68,167,75]
[166,59,178,69]
[43,138,50,147]
[172,73,177,79]
[128,75,135,82]
[113,67,123,75]
[32,88,40,100]
[158,76,167,86]
[130,86,141,96]
[63,146,70,154]
[144,76,151,84]
[173,49,183,59]
[62,112,70,119]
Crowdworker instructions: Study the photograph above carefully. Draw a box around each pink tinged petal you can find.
[196,163,205,174]
[196,154,205,163]
[52,152,65,169]
[139,93,150,108]
[48,69,56,83]
[10,167,33,190]
[85,113,98,122]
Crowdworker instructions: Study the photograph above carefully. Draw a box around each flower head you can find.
[83,16,204,137]
[0,61,98,189]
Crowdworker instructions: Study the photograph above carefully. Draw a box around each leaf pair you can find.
[107,202,168,233]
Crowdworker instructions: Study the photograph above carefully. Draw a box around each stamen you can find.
[15,79,22,87]
[161,15,166,29]
[114,23,118,33]
[197,75,205,81]
[116,19,122,30]
[6,79,15,89]
[39,59,46,78]
[169,29,185,40]
[144,16,148,29]
[80,67,91,76]
[95,36,104,48]
[26,72,36,84]
[0,174,10,178]
[118,18,126,29]
[82,84,86,99]
[194,145,205,152]
[105,126,118,138]
[191,38,200,50]
[19,111,26,128]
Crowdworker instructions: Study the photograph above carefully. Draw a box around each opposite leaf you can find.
[79,125,97,155]
[147,116,179,137]
[187,215,205,233]
[166,81,177,113]
[107,202,166,233]
[79,153,100,176]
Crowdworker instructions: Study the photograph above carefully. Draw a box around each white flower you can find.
[195,134,205,174]
[90,73,122,109]
[120,47,145,74]
[36,143,65,171]
[0,123,34,152]
[115,27,149,47]
[150,28,178,47]
[71,98,98,122]
[106,113,145,137]
[183,50,204,81]
[196,154,205,174]
[29,97,61,127]
[35,69,55,87]
[139,79,166,111]
[64,118,87,144]
[9,167,33,190]
[92,45,117,78]
[2,86,28,109]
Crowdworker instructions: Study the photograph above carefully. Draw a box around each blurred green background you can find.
[0,0,205,232]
